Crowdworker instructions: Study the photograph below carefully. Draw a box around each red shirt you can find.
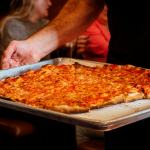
[82,21,110,62]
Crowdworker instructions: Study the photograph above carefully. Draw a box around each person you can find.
[0,0,52,68]
[1,0,105,69]
[62,3,109,62]
[59,4,110,62]
[2,0,150,70]
[81,4,110,62]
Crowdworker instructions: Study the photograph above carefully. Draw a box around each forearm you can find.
[27,0,105,58]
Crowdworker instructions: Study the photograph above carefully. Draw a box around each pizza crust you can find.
[124,92,145,103]
[145,94,150,99]
[48,105,90,114]
[111,94,125,104]
[90,94,125,109]
[90,100,114,109]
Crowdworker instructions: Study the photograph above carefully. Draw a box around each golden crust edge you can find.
[124,92,145,103]
[0,92,146,114]
[90,93,145,109]
[47,105,90,114]
[90,94,124,109]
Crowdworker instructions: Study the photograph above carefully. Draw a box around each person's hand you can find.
[1,40,41,69]
[61,35,91,58]
[76,35,91,58]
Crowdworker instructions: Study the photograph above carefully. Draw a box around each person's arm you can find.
[2,0,105,69]
[28,0,105,58]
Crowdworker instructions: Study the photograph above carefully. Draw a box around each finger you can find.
[77,44,86,48]
[2,41,17,63]
[76,48,85,54]
[77,43,90,48]
[77,39,88,43]
[1,58,20,70]
[77,36,90,41]
[78,35,90,39]
[77,39,91,44]
[9,59,20,67]
[1,62,10,70]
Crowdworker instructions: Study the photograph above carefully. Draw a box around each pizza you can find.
[0,62,150,114]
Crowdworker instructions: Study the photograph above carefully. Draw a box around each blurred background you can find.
[0,0,68,20]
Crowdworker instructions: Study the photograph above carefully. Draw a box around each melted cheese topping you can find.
[0,63,150,113]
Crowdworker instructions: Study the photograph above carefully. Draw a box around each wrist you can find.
[27,27,58,60]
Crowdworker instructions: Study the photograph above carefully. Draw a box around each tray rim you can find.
[0,57,150,131]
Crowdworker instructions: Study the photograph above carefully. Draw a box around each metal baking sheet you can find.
[0,57,150,131]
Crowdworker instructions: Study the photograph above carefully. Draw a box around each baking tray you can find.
[1,57,150,131]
